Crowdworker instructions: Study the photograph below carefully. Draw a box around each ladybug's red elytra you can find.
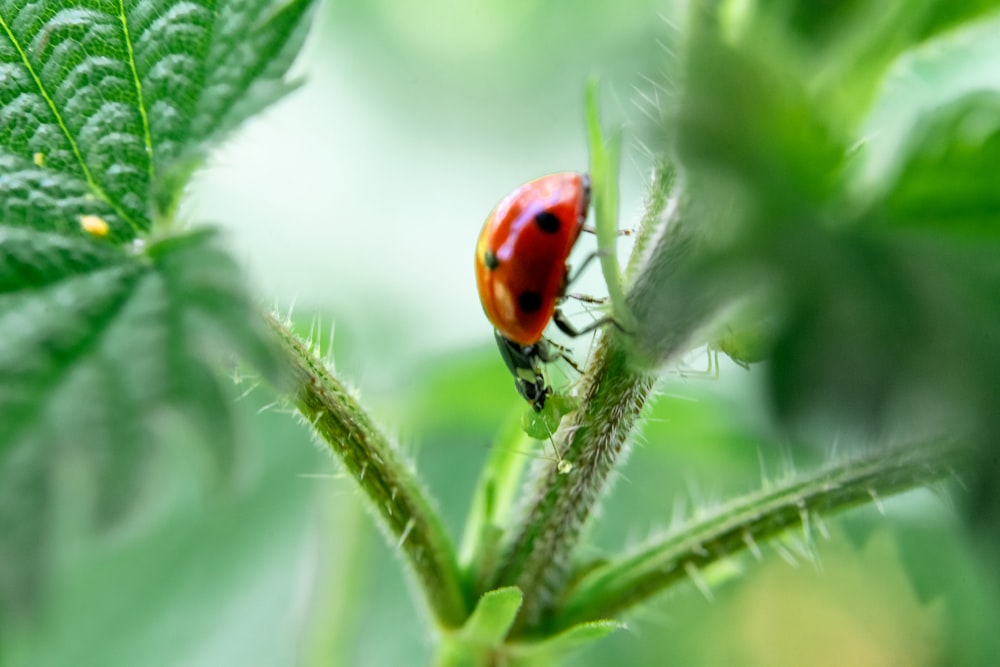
[475,172,590,347]
[475,172,598,411]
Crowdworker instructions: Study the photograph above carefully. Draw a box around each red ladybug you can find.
[475,172,593,410]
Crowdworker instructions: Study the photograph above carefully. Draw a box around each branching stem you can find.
[266,313,467,627]
[490,335,655,631]
[550,437,971,630]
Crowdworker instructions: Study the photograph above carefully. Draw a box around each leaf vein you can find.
[116,0,154,187]
[0,10,142,236]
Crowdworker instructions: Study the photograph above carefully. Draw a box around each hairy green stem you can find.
[490,335,655,630]
[551,437,971,630]
[266,314,467,627]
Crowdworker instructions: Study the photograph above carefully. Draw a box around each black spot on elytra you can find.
[483,250,499,270]
[534,211,561,234]
[518,291,543,313]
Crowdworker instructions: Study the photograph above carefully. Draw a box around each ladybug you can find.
[475,172,601,411]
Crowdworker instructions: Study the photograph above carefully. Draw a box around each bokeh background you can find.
[9,2,1000,666]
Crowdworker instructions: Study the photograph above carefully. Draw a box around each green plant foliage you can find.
[437,587,523,666]
[3,394,331,667]
[505,619,620,667]
[638,3,1000,438]
[0,0,316,623]
[3,0,999,664]
[0,0,314,230]
[882,92,1000,234]
[0,229,286,618]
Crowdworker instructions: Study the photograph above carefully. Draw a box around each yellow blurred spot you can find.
[701,529,944,667]
[79,214,110,237]
[33,152,45,167]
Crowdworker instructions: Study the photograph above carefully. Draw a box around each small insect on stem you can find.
[475,172,625,413]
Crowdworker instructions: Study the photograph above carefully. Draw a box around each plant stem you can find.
[266,313,468,627]
[490,335,655,630]
[585,80,634,333]
[550,437,971,630]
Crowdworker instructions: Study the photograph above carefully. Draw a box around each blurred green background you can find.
[8,1,1000,665]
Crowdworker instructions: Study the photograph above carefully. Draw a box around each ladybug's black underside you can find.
[493,330,552,411]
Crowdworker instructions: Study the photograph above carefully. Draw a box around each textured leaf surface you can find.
[0,0,314,233]
[0,0,314,622]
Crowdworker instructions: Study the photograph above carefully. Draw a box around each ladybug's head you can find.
[494,331,552,411]
[515,376,550,412]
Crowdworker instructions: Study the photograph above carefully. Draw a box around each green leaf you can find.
[0,228,284,620]
[0,0,315,620]
[0,0,316,230]
[460,587,523,646]
[767,0,1000,130]
[584,80,633,332]
[436,589,619,667]
[676,10,848,221]
[851,9,1000,198]
[436,587,523,667]
[881,92,1000,236]
[3,396,331,667]
[507,619,621,666]
[636,4,1000,440]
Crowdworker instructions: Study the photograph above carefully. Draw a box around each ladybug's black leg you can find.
[538,338,584,374]
[553,308,626,339]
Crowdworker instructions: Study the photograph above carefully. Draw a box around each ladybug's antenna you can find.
[566,293,607,305]
[582,225,633,236]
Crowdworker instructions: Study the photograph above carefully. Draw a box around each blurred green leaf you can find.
[459,410,531,581]
[762,85,1000,430]
[0,229,284,620]
[851,9,1000,199]
[881,92,1000,235]
[509,619,621,666]
[770,0,1000,130]
[638,1,1000,440]
[677,7,849,219]
[779,0,1000,44]
[3,396,330,667]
